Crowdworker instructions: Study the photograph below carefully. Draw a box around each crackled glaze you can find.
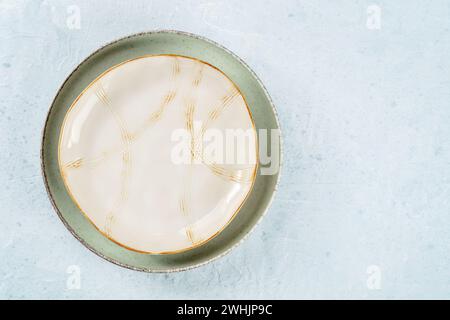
[58,55,257,253]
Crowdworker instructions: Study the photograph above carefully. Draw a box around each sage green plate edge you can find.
[41,30,282,272]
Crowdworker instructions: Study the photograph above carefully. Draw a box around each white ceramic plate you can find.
[58,55,258,254]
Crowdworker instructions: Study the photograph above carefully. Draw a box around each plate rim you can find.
[40,30,283,273]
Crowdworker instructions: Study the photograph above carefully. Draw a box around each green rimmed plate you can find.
[41,30,281,272]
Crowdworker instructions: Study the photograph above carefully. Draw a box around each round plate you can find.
[41,31,281,272]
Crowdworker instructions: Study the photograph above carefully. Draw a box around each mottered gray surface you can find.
[1,0,450,299]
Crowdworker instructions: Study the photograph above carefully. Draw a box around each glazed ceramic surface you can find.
[59,55,257,253]
[42,31,280,272]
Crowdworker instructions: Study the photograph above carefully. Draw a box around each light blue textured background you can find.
[1,0,450,299]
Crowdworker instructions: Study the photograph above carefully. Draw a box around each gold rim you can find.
[57,54,259,255]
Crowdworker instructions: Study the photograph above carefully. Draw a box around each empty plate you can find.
[42,31,281,272]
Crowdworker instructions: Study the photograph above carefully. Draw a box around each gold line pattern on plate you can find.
[95,82,133,236]
[104,213,116,237]
[200,87,239,137]
[172,57,181,78]
[65,158,83,169]
[179,197,188,217]
[192,64,204,87]
[185,227,195,245]
[131,90,177,140]
[178,65,200,245]
[185,98,197,162]
[204,163,255,184]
